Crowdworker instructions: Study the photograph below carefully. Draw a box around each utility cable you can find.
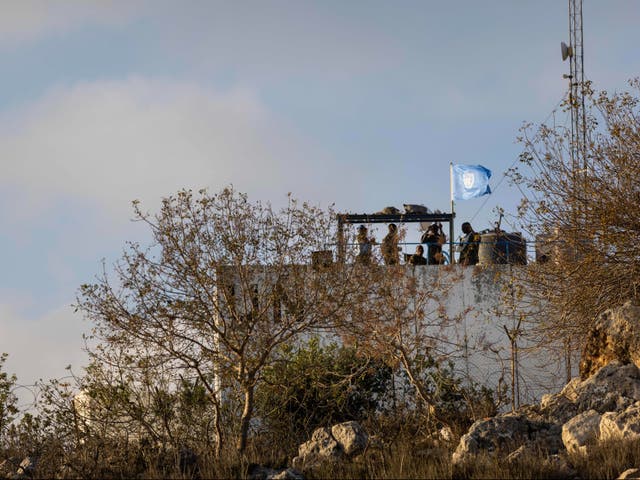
[469,90,570,224]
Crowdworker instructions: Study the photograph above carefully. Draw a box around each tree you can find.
[511,79,640,340]
[0,353,18,443]
[339,264,494,429]
[76,187,357,455]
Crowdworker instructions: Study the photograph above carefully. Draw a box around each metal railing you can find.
[321,238,552,265]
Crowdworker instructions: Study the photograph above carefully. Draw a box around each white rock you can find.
[268,468,305,480]
[331,421,368,456]
[618,468,640,479]
[561,409,601,453]
[600,401,640,441]
[292,427,342,470]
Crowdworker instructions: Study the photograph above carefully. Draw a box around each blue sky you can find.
[1,0,639,402]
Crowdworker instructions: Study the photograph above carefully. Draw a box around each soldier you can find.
[421,222,446,265]
[458,222,481,266]
[356,225,374,264]
[381,223,400,265]
[408,245,427,265]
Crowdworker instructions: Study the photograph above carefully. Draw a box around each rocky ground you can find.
[451,300,640,479]
[8,301,640,479]
[278,300,640,479]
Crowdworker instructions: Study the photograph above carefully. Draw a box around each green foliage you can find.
[257,338,392,443]
[0,353,18,441]
[398,353,498,432]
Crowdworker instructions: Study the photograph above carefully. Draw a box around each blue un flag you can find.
[452,164,492,200]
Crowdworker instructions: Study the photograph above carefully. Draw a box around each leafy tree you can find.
[340,264,490,428]
[76,187,357,455]
[511,79,640,341]
[256,338,392,444]
[24,364,217,478]
[394,353,497,432]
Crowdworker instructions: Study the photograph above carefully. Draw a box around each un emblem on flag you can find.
[463,171,475,189]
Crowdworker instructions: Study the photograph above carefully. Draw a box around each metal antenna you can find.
[556,0,587,381]
[563,0,587,176]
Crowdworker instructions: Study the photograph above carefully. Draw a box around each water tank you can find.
[478,232,527,265]
[535,233,554,263]
[534,231,582,264]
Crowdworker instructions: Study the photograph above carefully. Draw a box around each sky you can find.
[1,0,639,405]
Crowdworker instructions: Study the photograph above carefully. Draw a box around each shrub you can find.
[256,338,392,446]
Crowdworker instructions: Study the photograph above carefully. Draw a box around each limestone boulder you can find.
[538,363,640,424]
[292,422,368,471]
[561,409,601,454]
[292,427,341,470]
[580,301,640,379]
[451,413,563,465]
[426,425,455,447]
[248,465,304,480]
[269,469,305,480]
[454,358,640,466]
[570,362,640,413]
[540,390,578,424]
[600,401,640,442]
[331,421,368,456]
[504,448,575,477]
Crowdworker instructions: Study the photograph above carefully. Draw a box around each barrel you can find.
[478,233,500,265]
[478,232,527,265]
[535,233,554,263]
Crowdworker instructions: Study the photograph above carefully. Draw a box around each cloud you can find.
[0,0,144,47]
[149,1,403,80]
[0,301,89,407]
[0,78,351,220]
[0,78,357,403]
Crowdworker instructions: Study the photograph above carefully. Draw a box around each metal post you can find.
[450,162,456,264]
[337,216,345,263]
[449,214,455,264]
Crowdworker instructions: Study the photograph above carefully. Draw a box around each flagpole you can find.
[450,162,455,264]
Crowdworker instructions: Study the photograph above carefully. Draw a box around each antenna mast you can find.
[558,0,587,383]
[566,0,587,174]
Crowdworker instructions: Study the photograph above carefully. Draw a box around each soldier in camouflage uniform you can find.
[356,225,374,264]
[381,223,400,265]
[458,222,480,266]
[421,222,446,265]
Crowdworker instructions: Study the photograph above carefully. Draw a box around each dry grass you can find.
[8,429,640,478]
[567,437,640,480]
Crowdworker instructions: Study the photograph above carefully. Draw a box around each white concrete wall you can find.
[217,263,577,406]
[409,264,578,405]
